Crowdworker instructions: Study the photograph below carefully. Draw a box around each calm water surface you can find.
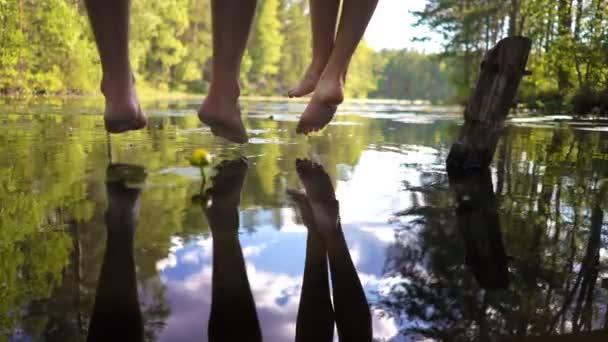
[2,99,608,341]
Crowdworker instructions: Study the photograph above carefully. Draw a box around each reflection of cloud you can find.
[242,244,268,257]
[180,250,199,265]
[154,150,430,341]
[156,253,177,272]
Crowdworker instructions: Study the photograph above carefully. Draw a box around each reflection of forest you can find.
[383,126,608,340]
[0,104,458,339]
[15,103,608,340]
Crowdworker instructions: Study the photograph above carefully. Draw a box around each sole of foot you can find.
[104,110,147,134]
[102,78,147,134]
[198,99,248,144]
[296,79,344,135]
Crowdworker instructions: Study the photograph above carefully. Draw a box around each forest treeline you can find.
[0,0,452,102]
[2,0,607,114]
[416,0,608,115]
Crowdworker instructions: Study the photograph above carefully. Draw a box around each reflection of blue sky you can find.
[155,148,440,341]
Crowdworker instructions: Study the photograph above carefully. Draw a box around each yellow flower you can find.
[190,148,213,167]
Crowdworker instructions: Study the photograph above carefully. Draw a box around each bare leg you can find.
[203,159,262,342]
[288,0,341,98]
[296,0,379,134]
[198,0,257,144]
[294,159,372,341]
[289,190,334,342]
[88,164,145,342]
[84,0,147,134]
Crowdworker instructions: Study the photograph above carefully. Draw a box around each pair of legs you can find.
[291,0,378,134]
[84,0,254,143]
[290,159,372,341]
[85,0,377,142]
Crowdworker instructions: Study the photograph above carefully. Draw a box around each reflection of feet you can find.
[294,159,340,238]
[287,189,316,229]
[203,158,248,234]
[102,75,147,134]
[105,164,146,229]
[288,63,323,98]
[296,77,344,134]
[198,88,248,144]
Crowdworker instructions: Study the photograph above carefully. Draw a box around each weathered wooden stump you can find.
[447,36,531,171]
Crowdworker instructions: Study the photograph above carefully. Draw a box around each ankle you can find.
[309,59,329,74]
[101,74,135,97]
[208,81,240,100]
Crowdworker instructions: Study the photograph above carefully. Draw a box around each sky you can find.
[364,0,443,52]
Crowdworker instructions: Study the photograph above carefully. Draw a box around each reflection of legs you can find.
[198,0,257,144]
[288,0,341,98]
[87,176,143,342]
[297,0,378,134]
[84,0,146,134]
[294,159,372,341]
[290,191,334,342]
[203,159,261,342]
[326,222,372,342]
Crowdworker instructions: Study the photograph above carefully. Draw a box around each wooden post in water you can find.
[446,36,531,171]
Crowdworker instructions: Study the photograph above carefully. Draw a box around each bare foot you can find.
[288,64,323,98]
[296,77,344,135]
[101,75,147,134]
[294,159,340,237]
[198,87,248,144]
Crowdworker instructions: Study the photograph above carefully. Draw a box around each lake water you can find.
[2,99,608,341]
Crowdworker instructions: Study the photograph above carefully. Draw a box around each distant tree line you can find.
[0,0,453,102]
[415,0,608,115]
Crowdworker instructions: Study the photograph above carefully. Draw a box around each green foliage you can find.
[247,0,284,94]
[415,0,608,114]
[0,0,451,101]
[372,49,453,102]
[0,0,99,95]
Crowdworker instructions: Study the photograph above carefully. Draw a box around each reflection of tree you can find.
[0,104,460,339]
[381,126,608,340]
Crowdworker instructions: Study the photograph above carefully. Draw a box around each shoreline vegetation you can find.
[1,0,606,117]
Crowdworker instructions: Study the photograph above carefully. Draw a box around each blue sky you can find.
[364,0,443,52]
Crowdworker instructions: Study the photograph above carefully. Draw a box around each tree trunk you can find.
[557,0,573,93]
[508,0,519,36]
[447,36,531,171]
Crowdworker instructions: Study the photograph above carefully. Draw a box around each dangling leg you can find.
[296,0,378,134]
[288,0,341,98]
[84,0,147,134]
[198,0,257,144]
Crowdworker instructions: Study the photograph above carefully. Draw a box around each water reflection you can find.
[289,159,371,342]
[88,164,146,342]
[447,167,508,290]
[5,101,608,341]
[85,158,371,341]
[202,158,262,342]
